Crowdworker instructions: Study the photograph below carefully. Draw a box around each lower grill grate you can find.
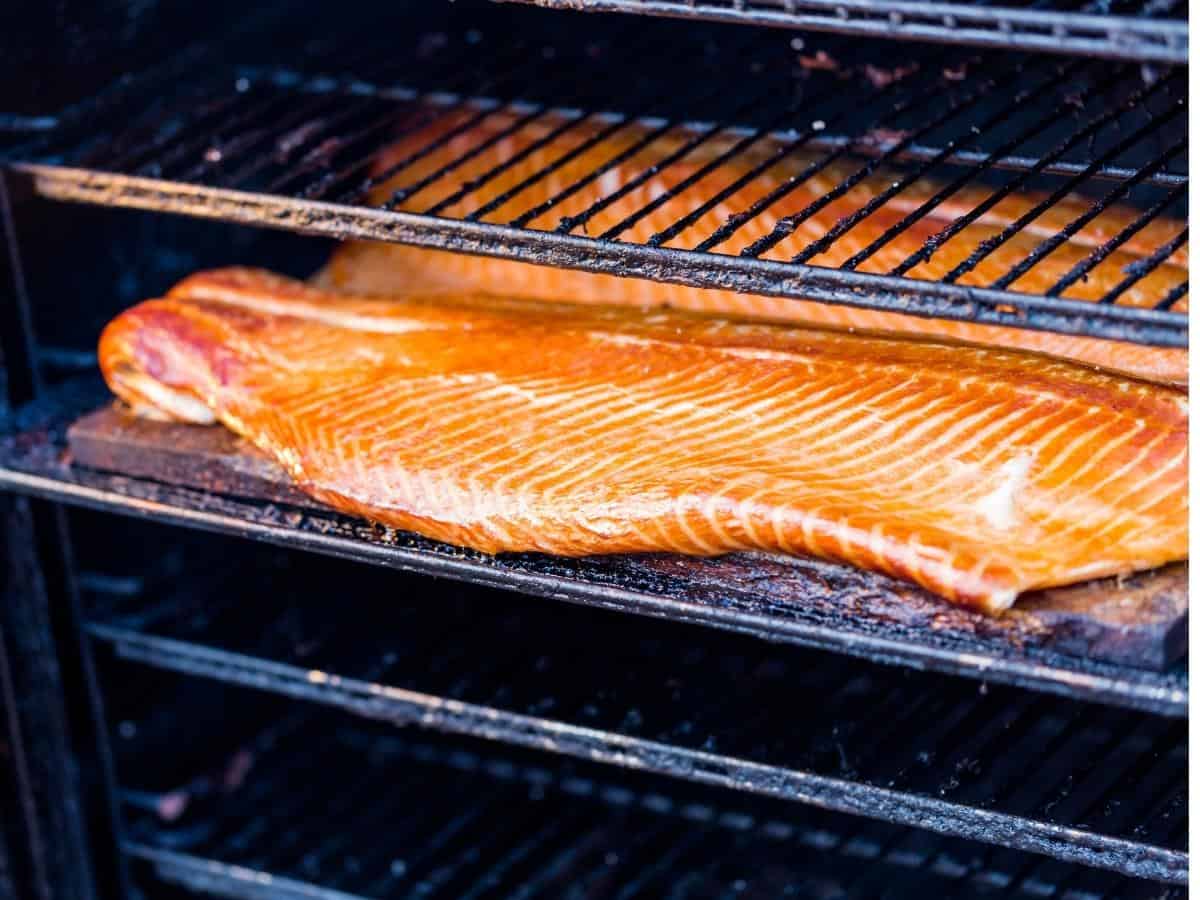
[79,538,1188,883]
[114,710,1184,900]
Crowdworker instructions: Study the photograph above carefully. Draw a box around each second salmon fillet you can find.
[98,268,1187,614]
[318,110,1188,385]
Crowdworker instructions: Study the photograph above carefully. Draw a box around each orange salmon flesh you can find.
[99,267,1188,615]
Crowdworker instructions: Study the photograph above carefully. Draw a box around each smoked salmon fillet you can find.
[316,110,1188,385]
[98,267,1188,614]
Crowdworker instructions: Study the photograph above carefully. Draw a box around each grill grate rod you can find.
[1154,280,1188,311]
[989,138,1186,292]
[941,91,1183,284]
[503,37,766,230]
[160,90,343,184]
[285,41,542,201]
[129,89,292,179]
[12,16,1188,338]
[736,63,1016,260]
[424,36,787,224]
[592,36,901,243]
[461,95,690,222]
[1098,228,1189,305]
[242,65,1185,186]
[281,105,409,200]
[471,38,904,233]
[266,59,1188,185]
[641,49,948,248]
[385,106,576,210]
[414,29,680,217]
[421,113,592,217]
[265,98,405,197]
[925,701,1113,893]
[689,56,986,255]
[889,71,1179,279]
[19,43,238,166]
[82,600,1187,883]
[837,69,1129,272]
[1048,181,1187,298]
[268,765,443,878]
[100,92,250,176]
[374,28,665,213]
[965,720,1185,895]
[591,107,800,242]
[790,59,1083,267]
[214,94,384,190]
[553,86,784,235]
[119,712,1177,899]
[1102,733,1190,846]
[124,33,407,181]
[490,0,1187,64]
[217,94,399,192]
[177,90,360,185]
[330,34,611,207]
[322,41,548,206]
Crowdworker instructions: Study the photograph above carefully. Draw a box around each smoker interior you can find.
[0,0,1188,898]
[0,0,1191,708]
[70,516,1181,899]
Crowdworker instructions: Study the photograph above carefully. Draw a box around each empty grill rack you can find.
[4,3,1188,346]
[78,546,1188,883]
[0,378,1188,716]
[113,719,1184,900]
[494,0,1189,64]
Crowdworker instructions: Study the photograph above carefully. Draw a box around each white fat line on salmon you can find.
[976,454,1034,531]
[182,285,453,335]
[587,330,817,369]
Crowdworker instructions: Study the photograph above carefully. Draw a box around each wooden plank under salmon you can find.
[97,267,1187,614]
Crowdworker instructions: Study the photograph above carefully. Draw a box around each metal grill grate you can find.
[492,0,1188,63]
[6,3,1187,345]
[0,380,1188,715]
[80,549,1188,882]
[114,711,1184,899]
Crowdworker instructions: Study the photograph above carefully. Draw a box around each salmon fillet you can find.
[317,110,1188,385]
[98,267,1188,614]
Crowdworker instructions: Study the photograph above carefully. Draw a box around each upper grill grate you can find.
[116,719,1185,900]
[85,544,1187,883]
[492,0,1189,64]
[7,3,1187,345]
